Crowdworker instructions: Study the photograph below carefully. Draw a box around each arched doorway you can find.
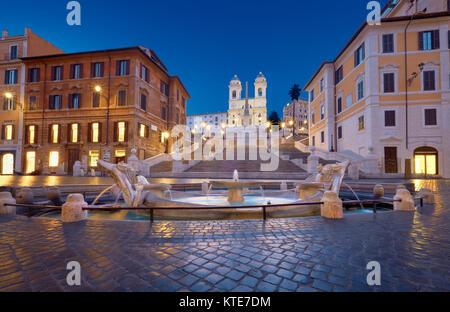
[414,146,438,176]
[1,153,14,175]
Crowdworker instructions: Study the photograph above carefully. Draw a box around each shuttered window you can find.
[383,73,395,93]
[419,30,439,50]
[354,43,365,67]
[384,110,396,127]
[424,109,437,126]
[423,71,435,91]
[382,34,394,53]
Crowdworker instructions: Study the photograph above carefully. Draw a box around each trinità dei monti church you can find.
[227,73,268,127]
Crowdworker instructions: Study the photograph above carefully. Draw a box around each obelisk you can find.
[242,81,250,127]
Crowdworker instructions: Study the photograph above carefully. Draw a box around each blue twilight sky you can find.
[0,0,389,116]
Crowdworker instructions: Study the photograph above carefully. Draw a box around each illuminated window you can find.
[89,150,100,167]
[115,149,126,157]
[118,122,125,142]
[51,124,59,143]
[49,151,59,167]
[1,153,14,175]
[26,151,36,174]
[28,125,35,144]
[139,124,146,137]
[358,116,365,131]
[5,125,13,141]
[71,124,78,143]
[91,122,99,143]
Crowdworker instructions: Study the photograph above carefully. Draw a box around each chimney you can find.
[1,30,7,40]
[25,27,31,36]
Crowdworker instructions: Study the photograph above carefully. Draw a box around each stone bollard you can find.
[202,182,210,195]
[417,188,434,205]
[47,187,63,206]
[16,188,35,205]
[393,188,415,211]
[62,194,88,223]
[373,184,384,198]
[321,191,343,219]
[280,181,287,191]
[0,192,16,215]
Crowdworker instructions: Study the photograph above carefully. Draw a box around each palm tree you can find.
[288,84,301,136]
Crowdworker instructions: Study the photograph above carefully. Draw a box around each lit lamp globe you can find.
[94,85,102,93]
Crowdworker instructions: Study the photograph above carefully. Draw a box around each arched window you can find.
[232,91,236,99]
[258,88,263,97]
[414,146,438,175]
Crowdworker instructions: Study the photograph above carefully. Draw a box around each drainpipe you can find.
[404,15,414,151]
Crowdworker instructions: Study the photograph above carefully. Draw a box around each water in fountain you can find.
[343,182,364,209]
[260,186,266,202]
[233,169,239,182]
[164,190,173,200]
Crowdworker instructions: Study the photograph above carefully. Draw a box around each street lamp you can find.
[4,92,13,99]
[94,85,111,145]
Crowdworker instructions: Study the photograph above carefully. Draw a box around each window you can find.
[358,116,365,131]
[424,109,437,126]
[90,122,100,143]
[337,126,342,139]
[419,30,439,50]
[162,106,167,120]
[423,71,436,91]
[141,65,149,82]
[51,66,63,81]
[89,151,100,167]
[3,95,15,111]
[118,90,127,106]
[49,95,62,110]
[258,88,263,97]
[49,151,59,168]
[9,45,18,60]
[354,43,365,67]
[383,73,395,93]
[50,124,59,143]
[140,94,147,111]
[28,68,40,82]
[335,66,343,84]
[320,105,325,120]
[116,60,130,76]
[182,97,186,109]
[2,124,13,141]
[139,123,147,138]
[5,69,18,84]
[346,93,353,108]
[70,123,79,143]
[117,122,126,142]
[26,151,36,174]
[320,79,324,92]
[310,88,315,102]
[312,136,315,146]
[357,80,364,100]
[115,149,126,158]
[70,64,82,79]
[91,62,104,78]
[320,131,324,143]
[92,92,100,108]
[311,112,315,124]
[384,111,396,127]
[28,125,36,144]
[69,93,81,109]
[160,80,169,96]
[337,97,342,114]
[382,34,394,53]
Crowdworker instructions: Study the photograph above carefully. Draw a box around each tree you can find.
[289,84,301,101]
[268,111,280,125]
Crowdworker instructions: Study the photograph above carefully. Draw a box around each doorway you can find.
[414,147,438,176]
[384,147,398,173]
[1,153,14,175]
[67,149,80,175]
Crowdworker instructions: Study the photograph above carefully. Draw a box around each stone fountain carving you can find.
[96,160,170,207]
[210,169,263,203]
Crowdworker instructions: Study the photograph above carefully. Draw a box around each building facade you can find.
[187,112,227,132]
[304,0,450,178]
[227,73,268,127]
[282,98,309,135]
[0,28,63,174]
[21,46,189,175]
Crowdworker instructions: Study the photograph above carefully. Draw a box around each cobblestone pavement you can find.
[0,180,449,292]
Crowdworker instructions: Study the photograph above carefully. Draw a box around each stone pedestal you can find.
[228,188,244,203]
[307,147,319,174]
[417,188,434,204]
[393,189,415,211]
[373,184,384,198]
[202,182,210,195]
[47,187,63,206]
[321,191,343,219]
[0,192,16,215]
[62,194,88,223]
[73,161,82,177]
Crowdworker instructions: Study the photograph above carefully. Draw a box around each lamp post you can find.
[94,85,110,145]
[4,91,24,174]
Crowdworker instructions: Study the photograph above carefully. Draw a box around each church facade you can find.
[227,73,267,127]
